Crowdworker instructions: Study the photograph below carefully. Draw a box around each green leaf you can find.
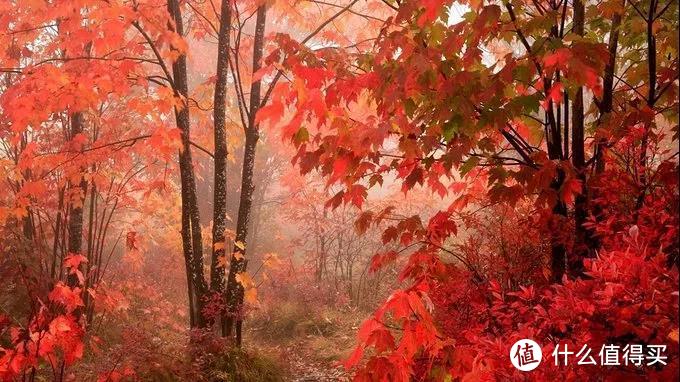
[512,94,541,114]
[294,127,309,143]
[460,156,480,176]
[404,98,417,117]
[512,64,532,83]
[443,115,462,141]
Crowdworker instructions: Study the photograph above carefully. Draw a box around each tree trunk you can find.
[210,0,232,335]
[594,4,623,173]
[168,0,208,328]
[635,0,658,212]
[570,0,588,277]
[83,178,96,325]
[224,4,267,345]
[67,111,87,291]
[590,1,623,255]
[546,106,567,283]
[51,187,65,280]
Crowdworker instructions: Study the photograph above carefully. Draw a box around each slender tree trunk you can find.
[635,0,658,212]
[590,2,623,254]
[51,187,65,280]
[63,37,92,291]
[59,205,70,281]
[563,93,569,159]
[83,179,96,324]
[168,0,208,328]
[570,0,587,277]
[528,9,567,283]
[595,4,623,173]
[224,4,267,345]
[21,147,34,244]
[67,111,88,291]
[318,233,326,282]
[210,0,232,335]
[547,110,567,282]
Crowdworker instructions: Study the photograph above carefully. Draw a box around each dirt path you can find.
[246,306,365,381]
[248,334,354,381]
[277,339,351,382]
[287,357,349,382]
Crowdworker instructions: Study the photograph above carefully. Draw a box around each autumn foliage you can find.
[258,0,678,380]
[0,0,678,381]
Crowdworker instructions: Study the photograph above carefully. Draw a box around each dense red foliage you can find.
[259,0,679,380]
[0,0,677,381]
[0,259,85,380]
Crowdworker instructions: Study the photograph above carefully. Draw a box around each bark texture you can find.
[67,111,87,290]
[224,4,267,345]
[168,0,208,328]
[570,0,588,277]
[210,0,232,336]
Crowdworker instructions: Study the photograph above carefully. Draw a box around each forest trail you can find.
[247,334,354,381]
[287,354,349,382]
[247,309,360,382]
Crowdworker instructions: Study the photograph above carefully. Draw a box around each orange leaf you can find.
[244,288,258,304]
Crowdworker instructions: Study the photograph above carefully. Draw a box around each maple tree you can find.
[256,0,678,380]
[0,0,387,379]
[0,0,677,381]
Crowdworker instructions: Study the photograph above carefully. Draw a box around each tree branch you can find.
[131,21,176,91]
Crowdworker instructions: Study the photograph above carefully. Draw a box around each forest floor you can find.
[247,306,365,381]
[281,340,350,382]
